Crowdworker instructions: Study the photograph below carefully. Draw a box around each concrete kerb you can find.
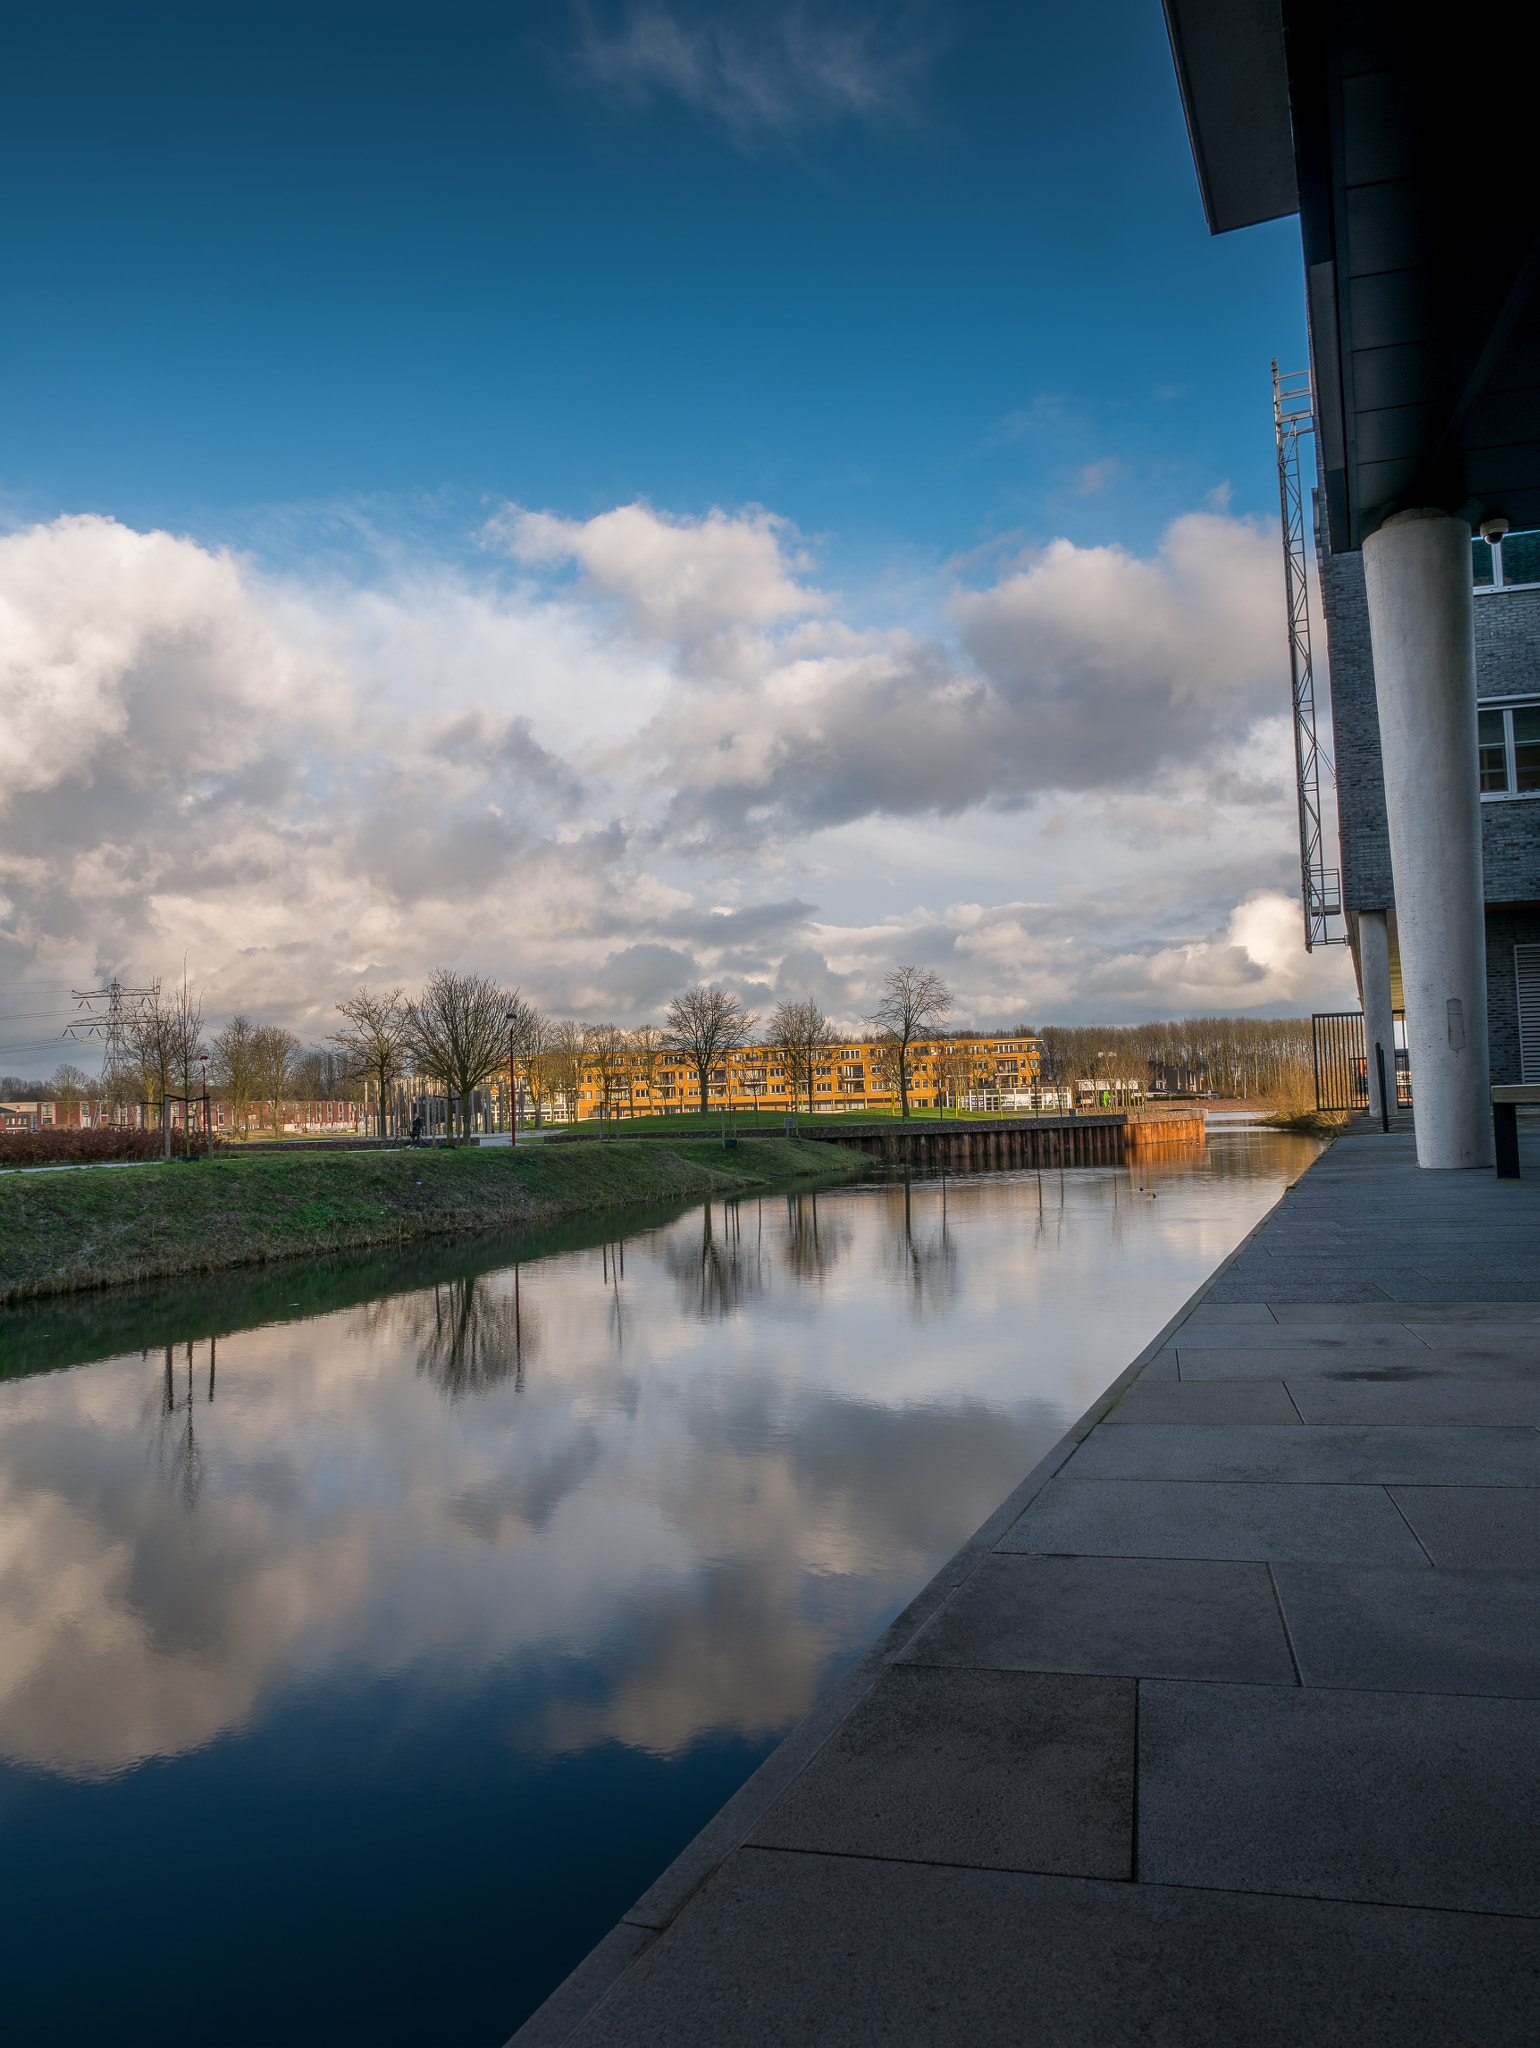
[502,1139,1332,2048]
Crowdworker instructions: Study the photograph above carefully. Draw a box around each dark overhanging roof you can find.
[1162,0,1540,553]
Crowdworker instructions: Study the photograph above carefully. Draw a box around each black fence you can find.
[1313,1012,1412,1111]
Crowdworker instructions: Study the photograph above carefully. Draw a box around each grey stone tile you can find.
[899,1553,1296,1685]
[1174,1325,1427,1354]
[1131,1348,1180,1380]
[1389,1486,1540,1568]
[748,1666,1132,1879]
[1183,1347,1535,1385]
[1273,1565,1540,1698]
[998,1479,1429,1566]
[1138,1680,1540,1913]
[1106,1378,1300,1424]
[1404,1324,1540,1359]
[1207,1275,1394,1304]
[1069,1424,1538,1487]
[568,1851,1540,2047]
[1184,1303,1279,1325]
[1379,1280,1540,1303]
[1285,1377,1540,1425]
[1271,1301,1540,1323]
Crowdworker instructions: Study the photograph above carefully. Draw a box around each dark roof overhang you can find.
[1163,0,1540,553]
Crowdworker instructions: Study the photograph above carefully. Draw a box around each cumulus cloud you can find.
[0,498,1352,1054]
[570,2,938,139]
[629,507,1288,844]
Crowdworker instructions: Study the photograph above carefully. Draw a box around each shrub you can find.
[0,1127,221,1167]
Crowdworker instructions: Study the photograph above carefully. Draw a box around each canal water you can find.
[0,1130,1318,2047]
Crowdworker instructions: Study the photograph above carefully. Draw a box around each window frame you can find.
[1477,696,1540,801]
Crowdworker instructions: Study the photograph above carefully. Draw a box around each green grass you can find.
[0,1135,863,1304]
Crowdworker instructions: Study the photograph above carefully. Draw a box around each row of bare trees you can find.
[1036,1015,1316,1102]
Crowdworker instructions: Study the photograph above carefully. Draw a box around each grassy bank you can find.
[0,1135,862,1304]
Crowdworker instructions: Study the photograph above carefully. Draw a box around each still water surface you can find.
[0,1131,1318,2046]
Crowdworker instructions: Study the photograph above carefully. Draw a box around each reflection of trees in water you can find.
[664,1199,770,1321]
[148,1337,216,1510]
[781,1190,850,1287]
[885,1175,960,1320]
[369,1272,537,1399]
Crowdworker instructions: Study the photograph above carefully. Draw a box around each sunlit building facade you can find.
[561,1032,1042,1119]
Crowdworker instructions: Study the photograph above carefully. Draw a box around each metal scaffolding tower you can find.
[1272,360,1346,950]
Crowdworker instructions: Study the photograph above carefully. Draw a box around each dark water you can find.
[0,1130,1319,2046]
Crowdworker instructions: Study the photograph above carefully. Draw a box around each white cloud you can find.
[0,498,1355,1062]
[570,3,938,140]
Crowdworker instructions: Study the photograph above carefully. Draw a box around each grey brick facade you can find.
[1316,499,1540,1083]
[1486,906,1540,1085]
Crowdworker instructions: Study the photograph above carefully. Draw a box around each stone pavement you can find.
[509,1119,1540,2047]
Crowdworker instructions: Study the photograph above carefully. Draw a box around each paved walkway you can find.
[510,1119,1540,2046]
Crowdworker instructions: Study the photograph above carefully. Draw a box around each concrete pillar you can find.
[1358,909,1397,1121]
[1361,509,1493,1168]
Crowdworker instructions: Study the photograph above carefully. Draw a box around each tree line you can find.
[12,963,1321,1145]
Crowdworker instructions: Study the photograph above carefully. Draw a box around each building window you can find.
[1474,529,1540,591]
[1478,700,1540,797]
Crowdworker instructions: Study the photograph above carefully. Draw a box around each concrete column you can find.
[1358,909,1397,1120]
[1361,509,1493,1168]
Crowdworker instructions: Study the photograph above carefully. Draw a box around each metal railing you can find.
[1313,1011,1412,1112]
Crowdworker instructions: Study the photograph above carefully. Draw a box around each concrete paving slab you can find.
[1402,1324,1540,1358]
[1207,1274,1395,1303]
[1174,1346,1475,1380]
[1388,1486,1540,1568]
[1184,1303,1279,1325]
[1173,1325,1429,1353]
[998,1479,1430,1565]
[1273,1565,1540,1697]
[898,1553,1297,1685]
[1137,1680,1540,1913]
[1271,1301,1540,1323]
[1284,1377,1540,1425]
[562,1850,1540,2048]
[1106,1378,1301,1423]
[1069,1423,1538,1487]
[748,1666,1133,1878]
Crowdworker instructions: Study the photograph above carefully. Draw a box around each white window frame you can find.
[1477,696,1540,801]
[1474,531,1540,593]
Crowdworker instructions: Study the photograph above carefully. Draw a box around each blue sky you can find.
[0,2,1357,1059]
[2,0,1303,563]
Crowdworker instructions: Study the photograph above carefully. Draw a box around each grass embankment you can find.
[0,1135,862,1304]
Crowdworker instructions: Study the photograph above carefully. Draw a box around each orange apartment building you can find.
[562,1032,1042,1119]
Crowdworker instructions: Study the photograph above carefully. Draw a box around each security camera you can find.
[1480,517,1510,544]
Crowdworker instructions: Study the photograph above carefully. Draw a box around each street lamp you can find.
[199,1052,210,1148]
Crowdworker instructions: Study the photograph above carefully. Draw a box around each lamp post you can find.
[199,1053,210,1148]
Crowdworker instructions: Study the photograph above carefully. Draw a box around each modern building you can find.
[559,1032,1042,1120]
[1164,0,1540,1165]
[1322,515,1540,1094]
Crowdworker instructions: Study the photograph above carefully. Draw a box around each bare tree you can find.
[515,1010,555,1128]
[210,1014,259,1139]
[49,1062,91,1130]
[545,1018,585,1122]
[167,969,206,1156]
[406,970,516,1141]
[768,997,833,1118]
[582,1022,629,1127]
[666,985,758,1123]
[126,982,173,1150]
[628,1023,668,1117]
[251,1023,300,1136]
[330,986,410,1141]
[868,965,953,1121]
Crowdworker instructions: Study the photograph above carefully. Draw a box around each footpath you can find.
[510,1114,1539,2047]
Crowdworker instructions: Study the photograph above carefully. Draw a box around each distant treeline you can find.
[1035,1016,1314,1099]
